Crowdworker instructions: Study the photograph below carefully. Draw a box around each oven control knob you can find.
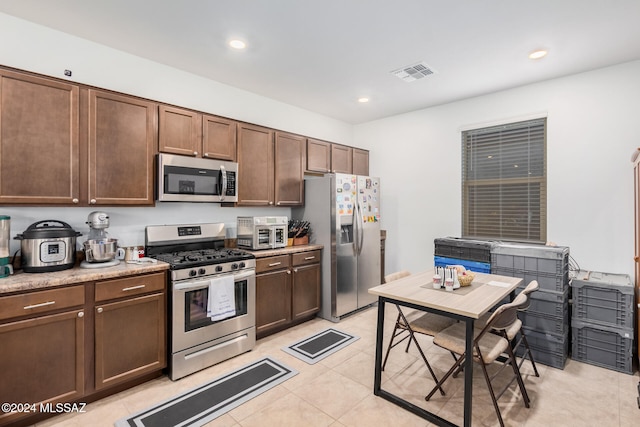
[198,268,206,275]
[216,265,223,272]
[231,263,239,270]
[189,269,197,277]
[239,262,246,269]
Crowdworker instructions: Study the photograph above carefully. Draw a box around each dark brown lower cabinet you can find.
[0,271,167,427]
[0,310,85,427]
[94,292,165,390]
[256,268,292,338]
[256,250,321,339]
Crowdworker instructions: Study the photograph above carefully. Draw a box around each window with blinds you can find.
[462,118,547,243]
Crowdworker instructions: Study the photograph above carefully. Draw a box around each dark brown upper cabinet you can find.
[306,138,331,173]
[0,69,80,204]
[331,144,353,174]
[274,132,305,206]
[158,104,237,161]
[352,148,370,176]
[87,89,156,206]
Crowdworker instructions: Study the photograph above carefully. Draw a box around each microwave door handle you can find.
[219,165,227,202]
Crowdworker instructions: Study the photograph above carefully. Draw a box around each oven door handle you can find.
[174,280,211,291]
[173,269,255,291]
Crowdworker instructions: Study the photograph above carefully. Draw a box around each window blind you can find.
[462,118,546,243]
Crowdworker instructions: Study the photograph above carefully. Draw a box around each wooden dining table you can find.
[368,269,523,427]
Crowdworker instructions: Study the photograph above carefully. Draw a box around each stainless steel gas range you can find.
[145,223,256,381]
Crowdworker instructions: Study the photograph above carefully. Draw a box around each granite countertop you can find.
[0,261,170,296]
[246,244,323,258]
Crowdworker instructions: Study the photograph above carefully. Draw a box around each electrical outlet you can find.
[64,69,72,77]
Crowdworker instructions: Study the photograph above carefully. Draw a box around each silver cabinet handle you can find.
[304,256,315,260]
[122,285,145,292]
[90,199,97,204]
[24,301,55,310]
[277,202,281,205]
[203,153,209,157]
[287,270,291,275]
[72,198,79,204]
[78,312,84,318]
[97,307,103,313]
[194,151,198,156]
[293,268,298,273]
[269,201,273,205]
[268,262,282,267]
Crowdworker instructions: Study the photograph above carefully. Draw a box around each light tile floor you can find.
[34,305,639,427]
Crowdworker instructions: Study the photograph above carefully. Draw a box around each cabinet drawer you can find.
[292,250,321,267]
[0,285,85,322]
[256,255,291,273]
[95,272,165,302]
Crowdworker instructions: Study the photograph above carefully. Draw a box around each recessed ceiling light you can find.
[358,97,370,103]
[528,49,548,60]
[229,39,246,50]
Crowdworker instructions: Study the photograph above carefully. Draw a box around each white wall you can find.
[0,13,353,254]
[356,60,640,279]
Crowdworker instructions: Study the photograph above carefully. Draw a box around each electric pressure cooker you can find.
[15,220,82,273]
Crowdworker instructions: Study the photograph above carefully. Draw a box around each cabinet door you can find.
[306,138,331,173]
[275,132,305,206]
[0,69,80,204]
[256,269,291,338]
[292,263,321,321]
[158,105,201,157]
[94,292,166,390]
[88,90,156,205]
[203,115,237,161]
[331,144,353,173]
[237,123,274,206]
[0,310,84,426]
[352,148,369,176]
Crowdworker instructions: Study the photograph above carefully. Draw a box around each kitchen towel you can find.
[207,275,236,321]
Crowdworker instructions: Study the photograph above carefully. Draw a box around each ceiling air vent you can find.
[391,61,435,82]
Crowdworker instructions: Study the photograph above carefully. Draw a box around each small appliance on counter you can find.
[0,215,13,277]
[237,216,287,250]
[15,220,82,273]
[81,211,120,268]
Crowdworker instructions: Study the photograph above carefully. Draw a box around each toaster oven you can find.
[237,216,288,250]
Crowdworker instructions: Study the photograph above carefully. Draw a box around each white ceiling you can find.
[2,0,640,124]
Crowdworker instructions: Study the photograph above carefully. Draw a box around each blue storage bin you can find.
[433,256,491,273]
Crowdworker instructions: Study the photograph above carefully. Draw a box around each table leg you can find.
[374,297,385,395]
[463,318,474,427]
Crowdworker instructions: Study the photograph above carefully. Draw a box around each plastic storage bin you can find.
[434,237,495,263]
[516,327,569,370]
[433,256,491,273]
[497,288,568,318]
[491,244,569,271]
[571,318,634,374]
[491,266,569,293]
[519,308,569,335]
[571,270,634,329]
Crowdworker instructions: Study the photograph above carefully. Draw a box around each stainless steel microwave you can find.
[157,153,238,202]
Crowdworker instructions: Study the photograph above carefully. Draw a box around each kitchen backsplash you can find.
[1,204,292,255]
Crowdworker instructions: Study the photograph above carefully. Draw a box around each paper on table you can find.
[486,280,512,288]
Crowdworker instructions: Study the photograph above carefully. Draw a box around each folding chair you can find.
[425,293,530,427]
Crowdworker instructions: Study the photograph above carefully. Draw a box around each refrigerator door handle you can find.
[352,202,359,255]
[356,202,365,255]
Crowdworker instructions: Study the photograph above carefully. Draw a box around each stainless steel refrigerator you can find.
[293,173,381,322]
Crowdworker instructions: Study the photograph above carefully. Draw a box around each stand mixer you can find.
[81,211,120,268]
